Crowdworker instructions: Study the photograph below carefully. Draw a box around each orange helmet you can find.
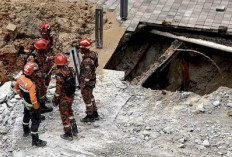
[24,62,39,76]
[55,53,68,65]
[34,38,49,50]
[79,39,92,49]
[41,23,51,35]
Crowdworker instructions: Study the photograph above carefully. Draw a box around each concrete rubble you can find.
[0,70,232,156]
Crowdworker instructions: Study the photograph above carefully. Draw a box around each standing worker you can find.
[31,38,53,113]
[15,62,47,147]
[52,53,78,141]
[25,23,55,104]
[40,23,55,98]
[78,39,99,122]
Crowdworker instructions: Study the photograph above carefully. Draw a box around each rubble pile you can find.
[0,81,18,155]
[1,69,232,156]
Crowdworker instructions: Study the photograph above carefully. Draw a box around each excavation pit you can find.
[105,27,232,95]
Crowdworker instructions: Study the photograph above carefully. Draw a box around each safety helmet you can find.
[55,53,68,65]
[79,39,92,49]
[40,23,51,35]
[34,38,49,50]
[24,62,39,76]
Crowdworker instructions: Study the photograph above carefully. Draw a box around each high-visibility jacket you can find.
[15,75,40,110]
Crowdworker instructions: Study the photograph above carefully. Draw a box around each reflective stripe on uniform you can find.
[69,116,74,120]
[84,78,90,81]
[64,124,71,128]
[32,101,38,105]
[86,103,92,107]
[31,131,38,135]
[23,122,29,125]
[55,93,60,97]
[23,99,33,108]
[19,85,29,93]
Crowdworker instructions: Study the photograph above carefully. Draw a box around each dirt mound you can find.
[0,0,112,84]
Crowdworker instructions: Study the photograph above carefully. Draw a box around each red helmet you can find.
[55,53,68,65]
[24,62,39,76]
[79,39,92,49]
[34,38,49,50]
[41,23,51,35]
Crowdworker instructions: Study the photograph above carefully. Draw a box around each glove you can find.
[34,109,41,121]
[42,73,48,79]
[52,96,60,107]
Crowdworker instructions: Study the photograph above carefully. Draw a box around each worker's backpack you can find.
[57,68,76,96]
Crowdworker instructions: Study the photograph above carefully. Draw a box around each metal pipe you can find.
[120,0,128,21]
[150,30,232,53]
[95,7,103,49]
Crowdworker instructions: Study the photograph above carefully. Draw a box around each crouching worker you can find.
[52,53,78,141]
[15,62,47,147]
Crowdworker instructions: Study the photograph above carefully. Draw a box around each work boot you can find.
[41,115,45,121]
[32,139,47,147]
[80,114,95,123]
[93,111,99,120]
[23,124,30,137]
[60,133,73,141]
[72,124,78,137]
[32,134,47,147]
[40,102,53,114]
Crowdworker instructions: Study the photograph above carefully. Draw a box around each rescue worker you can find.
[52,53,78,140]
[28,38,53,113]
[25,23,55,105]
[78,39,99,122]
[39,23,55,96]
[15,62,47,147]
[26,23,53,53]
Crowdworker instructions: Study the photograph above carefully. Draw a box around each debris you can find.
[0,82,12,104]
[6,23,17,32]
[216,6,226,12]
[197,103,205,112]
[0,126,9,134]
[202,140,210,147]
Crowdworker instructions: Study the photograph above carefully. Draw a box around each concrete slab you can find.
[102,0,232,34]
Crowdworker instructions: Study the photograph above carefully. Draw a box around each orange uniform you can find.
[15,75,39,110]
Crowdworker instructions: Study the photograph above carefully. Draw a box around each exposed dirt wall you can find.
[0,0,113,84]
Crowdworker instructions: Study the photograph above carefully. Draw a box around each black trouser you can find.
[23,107,40,141]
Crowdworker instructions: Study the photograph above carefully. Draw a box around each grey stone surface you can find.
[104,0,232,33]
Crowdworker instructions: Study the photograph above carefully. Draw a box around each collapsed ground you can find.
[105,26,232,95]
[1,0,232,157]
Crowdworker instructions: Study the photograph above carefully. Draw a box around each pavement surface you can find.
[102,0,232,34]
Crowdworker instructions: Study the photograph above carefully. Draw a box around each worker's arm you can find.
[52,74,63,106]
[29,83,39,110]
[14,79,23,98]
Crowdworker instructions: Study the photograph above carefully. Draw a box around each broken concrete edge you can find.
[139,22,232,36]
[0,81,16,104]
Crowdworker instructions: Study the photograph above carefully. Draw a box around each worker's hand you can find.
[34,109,41,121]
[80,83,85,89]
[71,40,80,49]
[18,92,23,98]
[42,73,48,79]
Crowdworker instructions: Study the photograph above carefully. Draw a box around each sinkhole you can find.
[105,26,232,95]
